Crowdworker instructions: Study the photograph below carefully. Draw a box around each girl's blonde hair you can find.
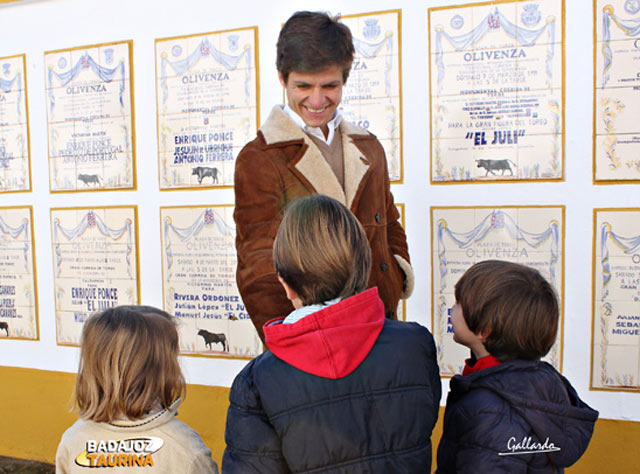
[75,305,185,422]
[273,194,371,305]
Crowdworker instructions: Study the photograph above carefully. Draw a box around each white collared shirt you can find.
[283,104,343,145]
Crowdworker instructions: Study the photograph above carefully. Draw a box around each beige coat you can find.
[55,399,218,474]
[234,106,414,342]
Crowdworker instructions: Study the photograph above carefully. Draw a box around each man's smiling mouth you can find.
[306,106,328,113]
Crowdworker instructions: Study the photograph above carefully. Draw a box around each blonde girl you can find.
[56,305,218,473]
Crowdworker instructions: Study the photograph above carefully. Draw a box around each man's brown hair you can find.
[454,260,559,361]
[277,11,355,83]
[75,305,185,422]
[273,194,371,306]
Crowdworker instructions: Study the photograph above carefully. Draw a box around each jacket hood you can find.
[452,360,599,468]
[263,287,385,379]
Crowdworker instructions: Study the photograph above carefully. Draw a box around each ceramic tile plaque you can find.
[432,206,564,376]
[160,205,261,358]
[51,207,139,345]
[155,27,258,189]
[340,10,403,182]
[594,1,640,183]
[0,207,38,340]
[592,209,640,391]
[45,41,135,192]
[0,55,31,193]
[429,0,564,182]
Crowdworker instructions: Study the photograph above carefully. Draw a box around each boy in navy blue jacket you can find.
[436,260,598,473]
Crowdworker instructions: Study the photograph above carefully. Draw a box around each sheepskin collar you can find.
[261,105,369,144]
[260,106,372,208]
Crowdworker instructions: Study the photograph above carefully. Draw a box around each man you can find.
[234,11,413,342]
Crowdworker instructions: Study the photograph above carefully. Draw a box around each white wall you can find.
[0,0,637,421]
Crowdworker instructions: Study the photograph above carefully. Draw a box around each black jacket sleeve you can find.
[222,362,289,473]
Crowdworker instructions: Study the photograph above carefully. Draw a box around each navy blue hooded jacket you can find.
[223,288,441,473]
[436,359,598,473]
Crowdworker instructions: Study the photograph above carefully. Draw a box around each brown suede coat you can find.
[234,106,414,342]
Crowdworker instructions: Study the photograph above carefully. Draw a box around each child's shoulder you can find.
[383,318,434,339]
[459,359,570,405]
[498,360,567,395]
[59,417,106,441]
[56,418,113,465]
[156,416,212,453]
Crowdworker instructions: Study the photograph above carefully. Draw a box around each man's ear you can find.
[278,71,286,88]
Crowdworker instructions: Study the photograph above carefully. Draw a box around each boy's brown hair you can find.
[273,194,371,306]
[454,260,558,361]
[75,305,185,422]
[276,11,355,83]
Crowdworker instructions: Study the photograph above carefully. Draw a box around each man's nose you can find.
[308,87,324,108]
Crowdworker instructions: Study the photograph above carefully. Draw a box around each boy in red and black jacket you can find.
[223,195,440,473]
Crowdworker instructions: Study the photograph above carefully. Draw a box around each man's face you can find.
[280,64,344,134]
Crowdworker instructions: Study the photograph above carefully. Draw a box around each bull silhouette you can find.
[77,174,102,186]
[192,166,219,184]
[197,329,228,351]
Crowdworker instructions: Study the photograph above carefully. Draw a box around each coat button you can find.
[375,212,381,223]
[380,262,388,271]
